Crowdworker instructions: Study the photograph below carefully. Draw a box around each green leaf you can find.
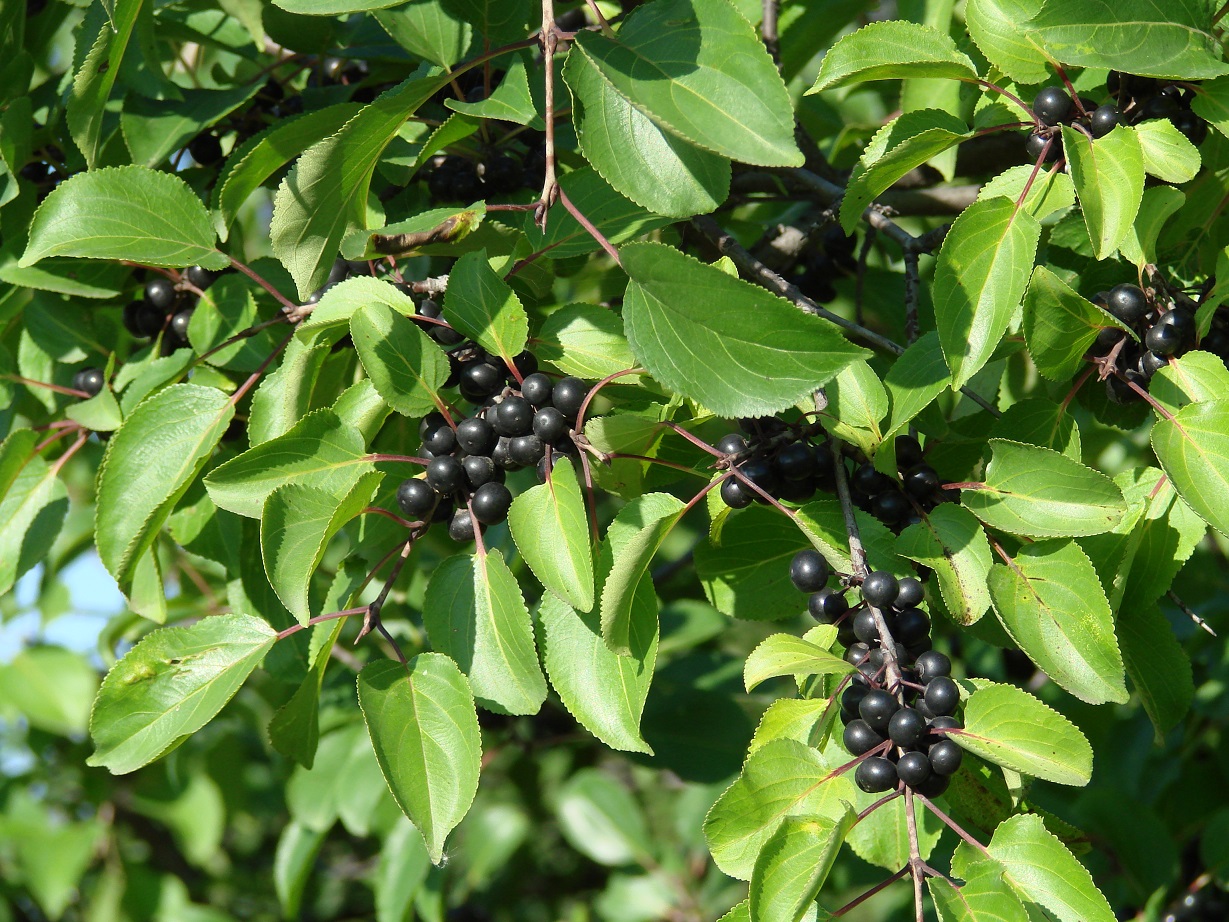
[297,274,417,342]
[534,302,639,381]
[205,409,375,519]
[121,83,260,168]
[1023,265,1129,381]
[1151,349,1229,419]
[248,336,330,444]
[21,167,225,270]
[261,472,383,625]
[840,110,971,232]
[555,768,653,867]
[421,551,548,716]
[964,0,1048,85]
[1061,125,1145,260]
[88,614,277,774]
[508,457,594,611]
[272,0,402,14]
[1133,118,1201,183]
[825,360,887,455]
[272,72,450,299]
[847,783,943,871]
[443,249,529,362]
[749,812,855,922]
[214,104,359,239]
[810,20,978,91]
[989,398,1081,459]
[703,738,856,880]
[67,0,141,168]
[571,0,801,167]
[1120,186,1186,270]
[274,821,326,920]
[743,634,853,692]
[956,683,1093,785]
[350,301,448,418]
[933,197,1041,389]
[357,656,481,865]
[1192,76,1229,140]
[537,583,657,754]
[1118,600,1194,737]
[978,165,1076,221]
[446,53,534,122]
[598,491,685,654]
[346,203,486,261]
[962,439,1127,538]
[0,646,98,737]
[884,332,951,436]
[375,819,431,922]
[928,859,1030,922]
[373,0,471,67]
[269,619,346,769]
[0,431,68,598]
[622,242,868,417]
[564,39,730,218]
[988,539,1127,704]
[188,276,279,373]
[1150,399,1229,536]
[521,167,671,259]
[897,505,993,626]
[749,698,832,756]
[1028,0,1229,80]
[96,384,234,592]
[985,814,1116,922]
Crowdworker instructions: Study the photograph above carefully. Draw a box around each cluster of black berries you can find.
[1109,73,1208,145]
[716,419,837,509]
[426,143,546,204]
[1086,282,1211,401]
[123,265,223,355]
[847,434,955,531]
[791,552,963,796]
[791,225,859,305]
[395,369,588,542]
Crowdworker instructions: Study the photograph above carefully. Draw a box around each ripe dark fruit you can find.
[185,265,219,290]
[853,608,881,644]
[1090,104,1121,137]
[789,549,830,593]
[929,715,962,735]
[494,396,534,436]
[552,376,587,420]
[1159,307,1196,341]
[1024,131,1060,163]
[1146,322,1183,356]
[895,577,924,609]
[460,361,504,400]
[716,433,747,455]
[853,462,889,495]
[73,367,104,397]
[808,587,848,622]
[170,309,193,341]
[842,719,883,756]
[859,688,900,733]
[888,707,928,748]
[844,643,871,667]
[889,440,920,477]
[419,411,448,440]
[433,324,465,347]
[511,350,538,378]
[520,372,554,407]
[720,477,753,509]
[456,417,498,455]
[189,132,223,165]
[1139,93,1181,122]
[1033,86,1073,126]
[928,739,964,776]
[895,607,930,645]
[145,277,177,310]
[871,491,910,524]
[924,676,960,717]
[740,459,778,499]
[915,650,951,682]
[775,442,816,480]
[1172,109,1208,145]
[449,508,476,542]
[397,479,437,518]
[861,571,899,608]
[509,434,545,466]
[422,424,457,455]
[855,757,898,794]
[896,751,932,787]
[903,464,941,500]
[426,456,465,493]
[914,773,950,798]
[462,455,499,490]
[471,482,513,524]
[532,407,569,443]
[1106,284,1150,324]
[124,300,164,337]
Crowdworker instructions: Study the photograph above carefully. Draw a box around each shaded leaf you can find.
[508,457,594,610]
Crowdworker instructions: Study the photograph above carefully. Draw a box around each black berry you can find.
[924,676,960,717]
[509,434,545,466]
[552,377,587,420]
[913,773,950,798]
[808,587,848,622]
[169,309,193,341]
[462,455,499,490]
[185,265,219,290]
[145,277,176,310]
[903,464,941,500]
[494,396,534,436]
[859,688,900,733]
[1106,284,1149,323]
[894,607,930,645]
[896,751,932,787]
[716,433,747,455]
[124,300,165,338]
[460,361,504,401]
[471,482,513,524]
[448,508,476,542]
[532,407,569,443]
[397,479,437,518]
[861,571,899,608]
[775,442,816,480]
[895,435,923,470]
[1145,322,1183,356]
[426,456,465,493]
[456,417,498,455]
[720,477,753,509]
[1033,86,1073,126]
[1025,131,1061,163]
[914,650,951,682]
[887,707,928,748]
[422,423,457,455]
[1090,104,1121,137]
[928,739,963,776]
[73,367,104,397]
[895,577,924,608]
[520,372,554,407]
[853,608,881,644]
[789,549,830,593]
[855,757,898,793]
[843,719,884,756]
